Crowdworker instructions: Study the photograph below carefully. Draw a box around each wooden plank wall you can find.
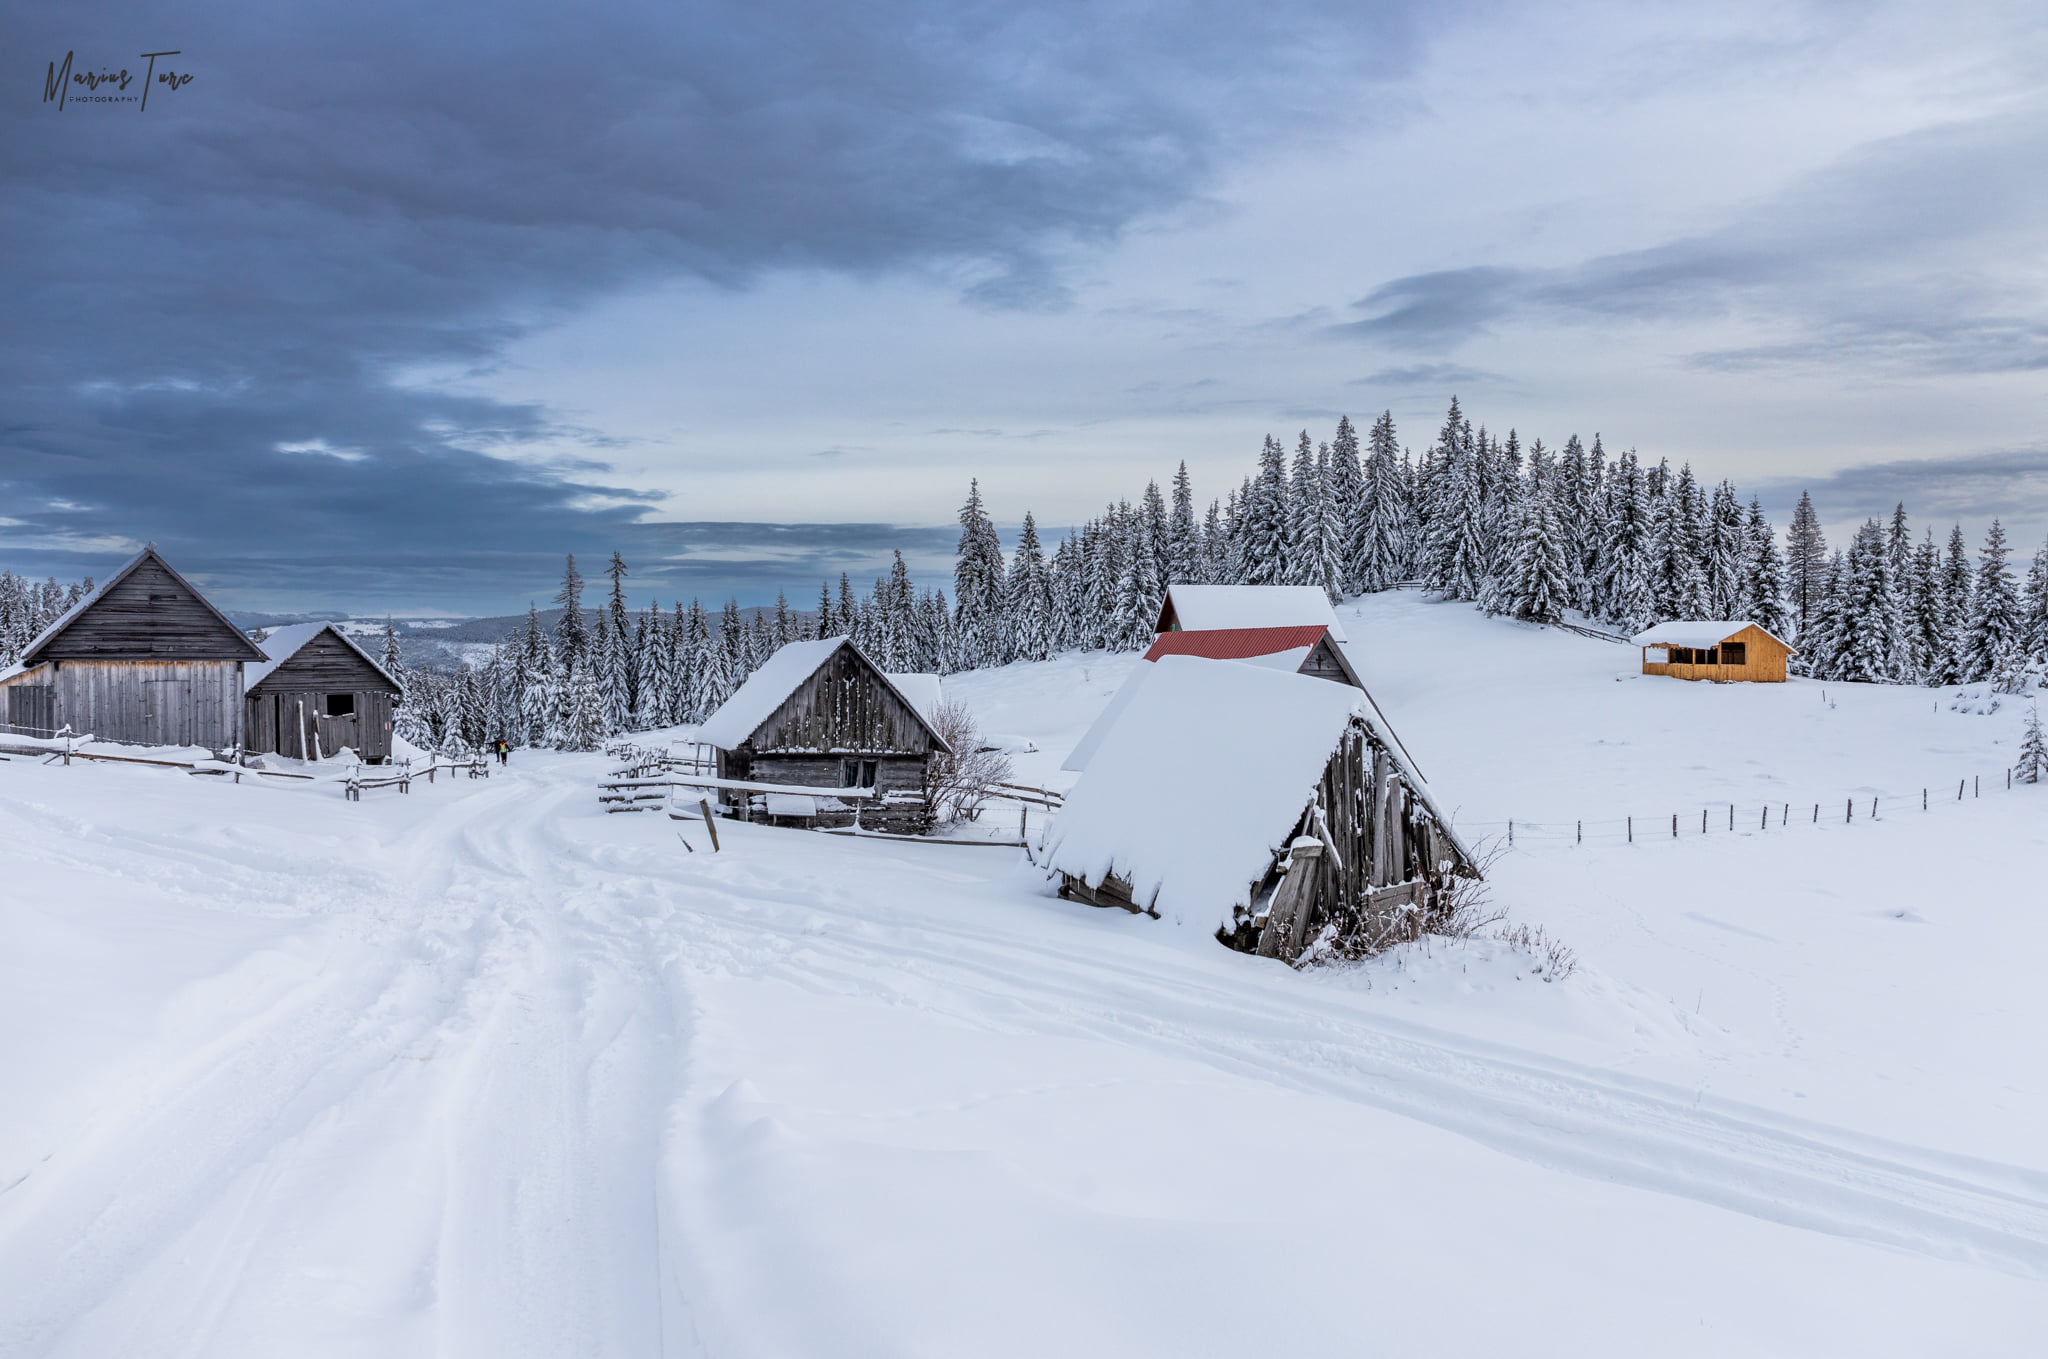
[247,689,395,762]
[1298,637,1353,686]
[46,660,242,748]
[37,559,258,660]
[747,647,933,755]
[247,630,395,695]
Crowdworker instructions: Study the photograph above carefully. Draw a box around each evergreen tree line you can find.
[9,396,2048,751]
[0,571,97,667]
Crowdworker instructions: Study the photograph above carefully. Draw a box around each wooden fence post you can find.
[700,798,721,852]
[1671,813,1677,838]
[1627,816,1632,843]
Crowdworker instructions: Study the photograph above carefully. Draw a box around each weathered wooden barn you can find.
[697,636,951,833]
[244,622,402,763]
[1044,655,1478,964]
[0,547,264,748]
[1153,584,1348,641]
[1631,622,1794,682]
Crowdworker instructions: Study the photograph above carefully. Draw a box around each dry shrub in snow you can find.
[1301,841,1575,981]
[922,700,1012,825]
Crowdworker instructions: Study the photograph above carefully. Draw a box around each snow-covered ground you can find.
[3,594,2044,1356]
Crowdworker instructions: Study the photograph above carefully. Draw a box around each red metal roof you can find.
[1142,625,1330,663]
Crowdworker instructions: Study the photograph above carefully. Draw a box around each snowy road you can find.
[4,736,2045,1355]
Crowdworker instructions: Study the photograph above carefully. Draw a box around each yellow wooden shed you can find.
[1630,621,1794,683]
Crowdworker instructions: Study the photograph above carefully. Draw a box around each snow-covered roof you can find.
[885,672,943,728]
[1044,657,1370,928]
[246,622,400,690]
[1630,621,1791,651]
[699,637,950,753]
[1063,648,1310,774]
[1155,585,1348,642]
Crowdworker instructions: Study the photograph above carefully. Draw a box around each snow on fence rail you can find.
[1465,767,2041,852]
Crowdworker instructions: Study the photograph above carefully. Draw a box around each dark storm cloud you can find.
[1331,105,2048,370]
[0,0,1439,611]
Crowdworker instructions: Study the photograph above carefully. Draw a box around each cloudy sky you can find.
[5,0,2045,615]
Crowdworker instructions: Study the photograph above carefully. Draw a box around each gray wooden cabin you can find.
[696,636,950,834]
[0,546,264,749]
[244,622,401,763]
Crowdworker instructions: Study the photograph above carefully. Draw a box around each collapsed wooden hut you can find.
[0,546,264,748]
[697,636,950,833]
[244,622,402,763]
[1631,622,1794,683]
[1153,583,1348,641]
[1043,655,1478,963]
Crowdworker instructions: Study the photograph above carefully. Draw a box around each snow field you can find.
[2,593,2045,1355]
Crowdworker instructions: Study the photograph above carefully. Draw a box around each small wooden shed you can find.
[244,622,402,762]
[697,636,951,833]
[1631,622,1794,682]
[1043,655,1478,963]
[0,546,264,748]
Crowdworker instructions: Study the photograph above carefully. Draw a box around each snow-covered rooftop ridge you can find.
[698,636,851,750]
[1062,649,1312,774]
[884,672,943,728]
[1630,621,1789,650]
[245,622,399,690]
[1157,585,1347,642]
[1044,656,1365,928]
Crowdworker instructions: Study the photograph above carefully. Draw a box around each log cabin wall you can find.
[747,646,936,755]
[34,557,259,662]
[19,659,245,748]
[247,690,395,762]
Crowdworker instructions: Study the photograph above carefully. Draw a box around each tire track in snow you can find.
[606,829,2048,1279]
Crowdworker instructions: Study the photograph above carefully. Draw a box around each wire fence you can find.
[1461,767,2040,851]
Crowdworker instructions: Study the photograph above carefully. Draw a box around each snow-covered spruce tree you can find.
[1354,410,1410,591]
[1786,492,1827,642]
[557,662,606,751]
[1110,498,1161,650]
[1647,462,1708,623]
[1553,435,1592,611]
[1705,481,1745,618]
[2021,531,2048,667]
[2016,703,2048,784]
[553,554,588,677]
[1200,499,1228,585]
[1239,436,1289,586]
[1285,433,1341,599]
[1832,519,1913,684]
[1423,410,1486,601]
[639,602,672,729]
[1931,525,1974,686]
[952,480,1008,669]
[1326,416,1365,593]
[1740,498,1791,640]
[1961,520,2021,684]
[1139,479,1171,607]
[1167,462,1200,586]
[1494,490,1571,624]
[1906,530,1946,686]
[1008,512,1053,663]
[1798,550,1847,679]
[592,608,625,736]
[604,552,636,721]
[518,604,556,746]
[1591,447,1653,629]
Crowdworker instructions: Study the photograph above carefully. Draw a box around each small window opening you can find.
[325,693,356,717]
[841,758,878,787]
[1721,642,1746,665]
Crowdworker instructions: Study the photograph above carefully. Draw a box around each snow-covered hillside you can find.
[2,595,2044,1356]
